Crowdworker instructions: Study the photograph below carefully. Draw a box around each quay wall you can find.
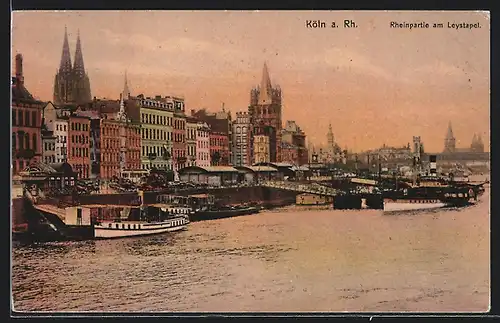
[38,186,300,207]
[12,186,299,232]
[144,186,299,208]
[12,197,28,232]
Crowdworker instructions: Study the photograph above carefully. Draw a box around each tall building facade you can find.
[53,28,92,106]
[115,96,142,173]
[67,115,91,179]
[253,135,270,163]
[42,102,70,163]
[196,122,211,168]
[186,117,198,167]
[173,99,187,172]
[248,63,282,163]
[12,54,44,175]
[191,106,233,165]
[281,120,308,166]
[232,112,250,166]
[41,129,56,164]
[209,132,230,166]
[124,120,142,171]
[138,95,175,171]
[99,117,122,179]
[89,118,101,177]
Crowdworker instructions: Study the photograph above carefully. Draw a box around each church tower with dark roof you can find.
[443,121,456,153]
[248,62,283,163]
[53,27,92,106]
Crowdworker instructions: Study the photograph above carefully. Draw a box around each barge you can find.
[190,205,260,222]
[187,193,261,221]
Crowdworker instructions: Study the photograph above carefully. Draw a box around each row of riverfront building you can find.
[12,28,316,180]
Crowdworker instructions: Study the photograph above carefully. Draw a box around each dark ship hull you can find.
[190,206,260,222]
[382,184,480,212]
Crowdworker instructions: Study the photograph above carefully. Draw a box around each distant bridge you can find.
[260,180,382,199]
[261,181,340,197]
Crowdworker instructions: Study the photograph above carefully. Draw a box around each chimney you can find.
[15,54,24,86]
[191,109,195,116]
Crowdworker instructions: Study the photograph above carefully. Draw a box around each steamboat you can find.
[381,174,485,213]
[93,204,192,239]
[382,184,480,213]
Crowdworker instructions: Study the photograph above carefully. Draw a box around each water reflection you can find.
[12,189,490,312]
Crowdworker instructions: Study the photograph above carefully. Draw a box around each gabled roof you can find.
[290,165,309,171]
[19,162,75,176]
[11,79,43,104]
[203,166,239,172]
[236,166,277,172]
[179,166,239,173]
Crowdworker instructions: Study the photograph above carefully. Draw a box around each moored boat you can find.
[93,215,189,239]
[382,184,479,213]
[93,204,192,239]
[383,197,448,212]
[190,205,260,222]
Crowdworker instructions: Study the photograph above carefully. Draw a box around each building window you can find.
[25,133,29,150]
[12,110,16,126]
[18,110,23,127]
[25,111,30,127]
[12,133,16,150]
[31,111,37,127]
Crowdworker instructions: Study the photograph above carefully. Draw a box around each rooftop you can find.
[236,166,277,172]
[179,166,239,173]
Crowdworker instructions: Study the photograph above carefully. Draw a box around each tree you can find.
[148,153,157,169]
[162,147,171,161]
[16,148,37,168]
[211,151,221,166]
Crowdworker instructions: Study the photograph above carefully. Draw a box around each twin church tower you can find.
[53,27,92,105]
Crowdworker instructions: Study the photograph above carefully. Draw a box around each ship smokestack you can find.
[429,155,437,177]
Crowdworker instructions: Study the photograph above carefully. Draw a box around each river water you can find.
[12,188,490,313]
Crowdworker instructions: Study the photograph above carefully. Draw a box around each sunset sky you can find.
[11,11,490,152]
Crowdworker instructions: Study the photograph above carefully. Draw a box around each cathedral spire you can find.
[471,133,478,147]
[446,121,454,139]
[444,121,456,153]
[117,93,127,122]
[59,26,72,74]
[258,62,273,105]
[327,123,334,145]
[477,133,483,144]
[122,70,130,99]
[73,29,85,76]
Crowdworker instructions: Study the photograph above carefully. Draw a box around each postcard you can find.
[11,10,490,314]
